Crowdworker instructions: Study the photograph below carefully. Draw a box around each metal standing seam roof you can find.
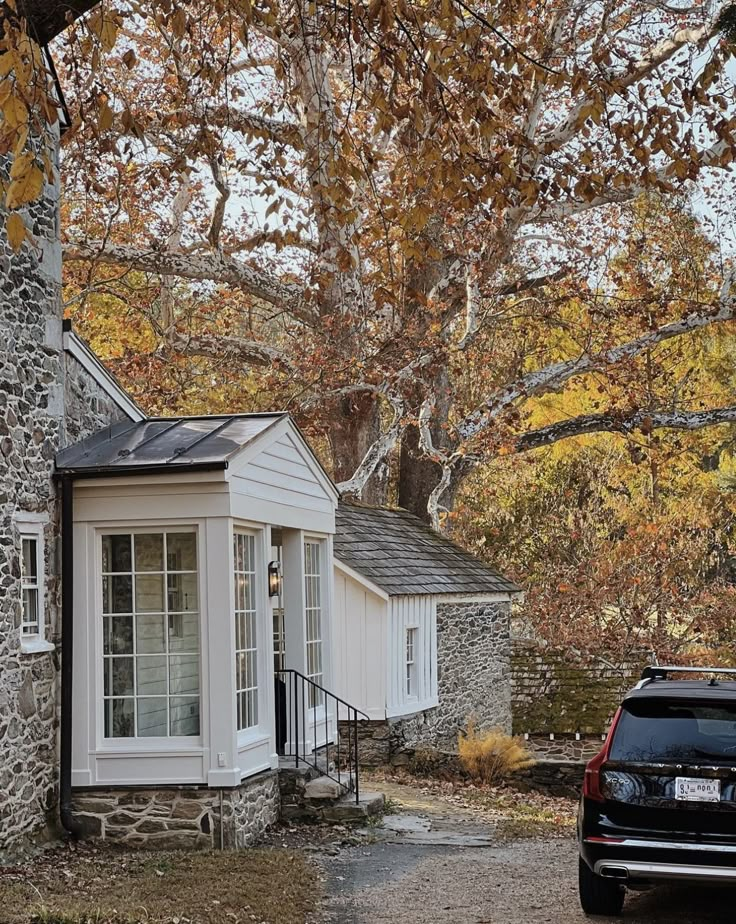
[56,414,287,475]
[334,501,521,597]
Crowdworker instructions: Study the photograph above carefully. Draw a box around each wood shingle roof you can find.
[334,501,521,597]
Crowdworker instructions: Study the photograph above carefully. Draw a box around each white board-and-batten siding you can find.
[387,595,438,718]
[333,566,387,720]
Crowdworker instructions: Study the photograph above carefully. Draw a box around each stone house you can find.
[0,0,520,856]
[333,501,521,764]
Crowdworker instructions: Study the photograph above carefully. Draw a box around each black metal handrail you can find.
[275,668,368,804]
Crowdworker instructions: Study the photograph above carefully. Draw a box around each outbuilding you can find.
[333,501,522,764]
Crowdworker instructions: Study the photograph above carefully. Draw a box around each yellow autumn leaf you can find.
[6,212,26,253]
[98,100,114,132]
[5,163,44,209]
[9,150,33,179]
[1,93,28,129]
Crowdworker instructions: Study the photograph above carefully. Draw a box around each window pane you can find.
[102,535,131,573]
[102,575,132,614]
[170,654,199,694]
[135,573,164,613]
[105,657,134,696]
[137,698,168,737]
[22,588,39,631]
[105,698,134,738]
[170,697,200,736]
[134,533,164,572]
[104,615,133,655]
[22,538,37,581]
[167,573,198,612]
[137,655,167,696]
[168,612,198,652]
[167,533,197,571]
[136,613,166,653]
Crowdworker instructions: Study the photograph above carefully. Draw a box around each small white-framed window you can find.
[234,530,259,732]
[16,518,53,653]
[406,627,417,698]
[304,539,324,707]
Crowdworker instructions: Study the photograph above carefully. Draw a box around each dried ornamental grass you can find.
[458,722,535,785]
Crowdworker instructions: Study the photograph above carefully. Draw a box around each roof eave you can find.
[54,461,229,480]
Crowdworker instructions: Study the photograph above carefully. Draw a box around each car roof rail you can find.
[641,665,736,681]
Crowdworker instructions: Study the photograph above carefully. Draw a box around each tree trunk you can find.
[328,391,388,505]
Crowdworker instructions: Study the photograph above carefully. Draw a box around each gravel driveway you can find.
[311,782,736,924]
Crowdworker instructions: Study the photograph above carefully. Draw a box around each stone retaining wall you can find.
[509,759,585,798]
[71,772,280,849]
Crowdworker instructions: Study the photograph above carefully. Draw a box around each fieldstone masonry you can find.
[71,772,281,849]
[0,142,132,854]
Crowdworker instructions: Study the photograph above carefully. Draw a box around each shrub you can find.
[458,722,535,785]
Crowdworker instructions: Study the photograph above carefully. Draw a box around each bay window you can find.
[101,530,200,739]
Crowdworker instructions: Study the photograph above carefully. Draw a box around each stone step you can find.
[320,791,385,824]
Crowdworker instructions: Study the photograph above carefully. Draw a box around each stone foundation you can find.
[509,759,585,798]
[71,771,280,849]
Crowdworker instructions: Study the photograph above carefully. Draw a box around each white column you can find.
[205,516,241,786]
[282,528,306,674]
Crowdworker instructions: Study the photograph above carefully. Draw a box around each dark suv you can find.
[578,666,736,916]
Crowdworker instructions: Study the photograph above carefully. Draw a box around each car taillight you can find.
[583,707,622,803]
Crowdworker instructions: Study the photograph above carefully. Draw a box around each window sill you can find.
[20,638,55,654]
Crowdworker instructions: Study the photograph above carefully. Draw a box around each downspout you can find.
[59,473,81,837]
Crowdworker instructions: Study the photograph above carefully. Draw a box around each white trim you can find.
[334,558,390,601]
[16,519,52,652]
[63,329,146,422]
[431,592,518,603]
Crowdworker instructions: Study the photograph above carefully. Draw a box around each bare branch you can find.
[166,328,290,370]
[336,395,404,496]
[206,155,230,249]
[458,268,736,440]
[63,240,317,324]
[516,404,736,453]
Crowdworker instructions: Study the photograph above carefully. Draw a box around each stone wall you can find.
[509,759,586,798]
[0,141,135,854]
[410,600,511,749]
[63,346,132,445]
[71,772,281,849]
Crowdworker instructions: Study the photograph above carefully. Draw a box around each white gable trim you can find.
[334,558,390,601]
[64,330,146,422]
[226,415,339,502]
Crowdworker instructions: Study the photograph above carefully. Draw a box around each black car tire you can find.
[578,857,625,917]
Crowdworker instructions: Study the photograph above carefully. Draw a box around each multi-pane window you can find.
[234,532,259,731]
[20,534,42,636]
[101,531,200,739]
[406,628,417,697]
[304,540,323,706]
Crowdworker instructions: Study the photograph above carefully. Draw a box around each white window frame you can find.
[304,537,326,708]
[234,528,260,734]
[97,526,202,742]
[405,626,418,700]
[16,514,53,654]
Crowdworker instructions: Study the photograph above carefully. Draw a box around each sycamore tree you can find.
[458,198,736,662]
[5,0,736,523]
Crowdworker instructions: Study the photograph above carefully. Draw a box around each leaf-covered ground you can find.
[364,768,577,840]
[0,843,318,924]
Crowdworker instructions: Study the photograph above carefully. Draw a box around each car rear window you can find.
[609,699,736,764]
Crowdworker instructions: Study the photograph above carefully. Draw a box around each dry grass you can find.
[0,843,318,924]
[458,723,535,786]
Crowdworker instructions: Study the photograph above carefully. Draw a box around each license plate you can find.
[675,777,721,803]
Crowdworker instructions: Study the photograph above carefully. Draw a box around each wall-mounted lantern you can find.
[268,560,283,598]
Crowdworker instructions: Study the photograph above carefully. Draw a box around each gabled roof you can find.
[334,501,521,597]
[56,414,287,477]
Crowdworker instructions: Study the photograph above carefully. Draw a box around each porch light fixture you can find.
[268,560,282,597]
